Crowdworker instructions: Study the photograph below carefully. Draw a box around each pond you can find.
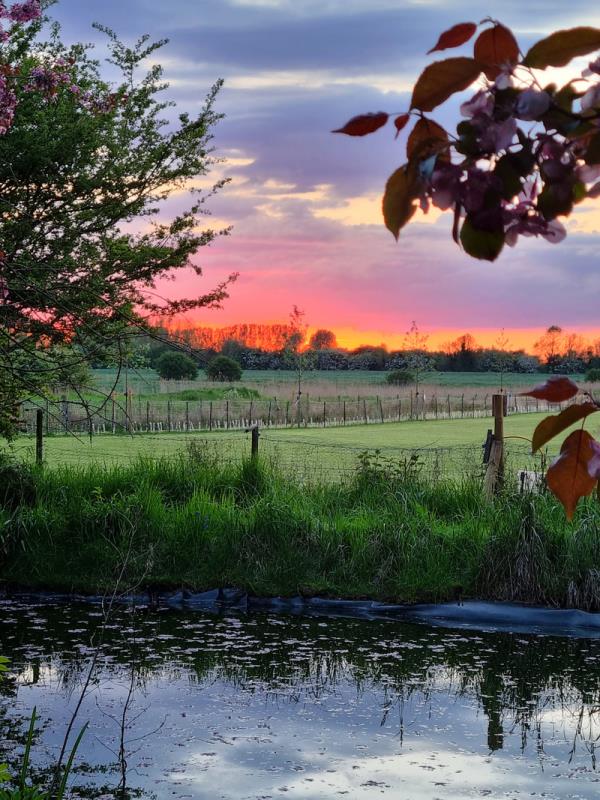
[1,598,600,799]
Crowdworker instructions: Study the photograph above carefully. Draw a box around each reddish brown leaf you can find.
[428,22,478,54]
[332,112,389,136]
[532,402,599,453]
[474,24,519,80]
[393,113,411,139]
[546,430,598,519]
[524,27,600,69]
[382,164,419,240]
[410,57,482,112]
[520,376,580,403]
[406,117,449,160]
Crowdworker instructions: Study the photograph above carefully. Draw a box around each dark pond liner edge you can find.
[3,587,600,638]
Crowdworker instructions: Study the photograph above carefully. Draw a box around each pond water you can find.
[1,599,600,799]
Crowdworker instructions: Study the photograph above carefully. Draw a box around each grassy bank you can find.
[1,448,600,609]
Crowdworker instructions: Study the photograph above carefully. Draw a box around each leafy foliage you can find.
[522,378,600,518]
[386,369,414,386]
[205,355,242,382]
[156,352,198,381]
[334,20,600,260]
[0,9,234,437]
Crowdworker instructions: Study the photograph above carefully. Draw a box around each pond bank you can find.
[1,451,600,610]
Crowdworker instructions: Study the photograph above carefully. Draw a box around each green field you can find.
[7,411,595,479]
[89,368,584,399]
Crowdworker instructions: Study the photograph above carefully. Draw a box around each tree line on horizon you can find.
[98,323,600,376]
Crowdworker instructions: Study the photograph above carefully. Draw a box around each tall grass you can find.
[1,448,599,609]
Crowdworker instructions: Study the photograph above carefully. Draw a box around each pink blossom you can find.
[478,116,516,152]
[430,164,462,211]
[581,84,600,112]
[7,0,40,23]
[541,219,567,244]
[583,57,600,77]
[588,439,600,479]
[515,89,551,121]
[460,90,493,119]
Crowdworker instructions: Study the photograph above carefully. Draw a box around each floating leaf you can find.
[474,24,519,80]
[332,112,389,136]
[520,376,579,402]
[410,58,482,112]
[460,211,504,261]
[428,22,478,54]
[532,402,599,453]
[546,430,598,519]
[382,164,419,240]
[393,113,411,139]
[524,27,600,70]
[406,118,449,160]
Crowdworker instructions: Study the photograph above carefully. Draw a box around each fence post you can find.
[323,400,326,427]
[186,401,190,431]
[267,400,272,427]
[398,396,402,420]
[35,410,43,466]
[484,394,506,498]
[167,400,172,432]
[146,401,150,431]
[249,400,254,424]
[61,395,69,434]
[472,395,476,418]
[410,391,413,419]
[246,424,259,460]
[305,393,310,427]
[461,394,465,417]
[447,394,451,419]
[363,398,368,424]
[209,401,213,432]
[378,396,384,423]
[434,395,438,419]
[285,400,289,427]
[111,397,116,434]
[45,399,50,434]
[226,400,230,430]
[343,400,346,425]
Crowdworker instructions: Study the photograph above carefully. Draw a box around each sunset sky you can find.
[54,0,600,352]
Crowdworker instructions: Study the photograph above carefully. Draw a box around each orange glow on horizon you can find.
[163,320,600,355]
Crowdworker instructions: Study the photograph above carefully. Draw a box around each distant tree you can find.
[586,368,600,383]
[534,326,564,371]
[349,346,387,371]
[309,329,338,350]
[386,369,414,386]
[221,338,248,363]
[403,321,434,396]
[156,352,198,381]
[206,355,242,382]
[283,306,312,399]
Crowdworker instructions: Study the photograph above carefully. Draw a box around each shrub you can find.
[386,369,414,386]
[585,368,600,383]
[155,352,198,381]
[206,355,242,382]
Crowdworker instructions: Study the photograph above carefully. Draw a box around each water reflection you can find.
[0,599,600,798]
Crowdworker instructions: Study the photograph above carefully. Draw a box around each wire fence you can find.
[19,391,573,437]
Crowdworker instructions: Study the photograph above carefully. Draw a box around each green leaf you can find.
[382,165,419,240]
[585,133,600,164]
[532,402,599,453]
[460,214,504,261]
[524,27,600,69]
[494,154,523,200]
[537,182,574,219]
[410,57,482,112]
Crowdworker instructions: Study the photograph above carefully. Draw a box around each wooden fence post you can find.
[246,424,259,459]
[378,396,384,423]
[461,394,465,417]
[447,394,451,419]
[35,410,43,465]
[209,401,213,431]
[226,400,230,429]
[167,400,172,432]
[186,402,190,431]
[267,400,272,427]
[484,394,506,498]
[343,400,346,425]
[146,401,150,431]
[323,400,326,426]
[363,398,368,424]
[61,395,69,433]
